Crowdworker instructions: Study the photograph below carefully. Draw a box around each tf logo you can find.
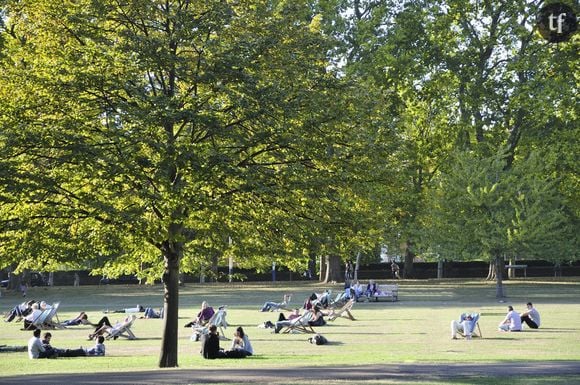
[537,3,578,43]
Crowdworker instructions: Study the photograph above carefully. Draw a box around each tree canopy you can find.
[1,0,577,365]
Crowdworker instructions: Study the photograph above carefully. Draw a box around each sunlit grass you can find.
[1,278,579,379]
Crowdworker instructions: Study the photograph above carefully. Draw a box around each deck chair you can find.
[458,312,482,338]
[313,291,332,309]
[330,291,348,307]
[273,294,293,312]
[328,299,356,321]
[191,308,229,341]
[260,295,292,312]
[282,311,316,334]
[27,308,52,330]
[105,315,137,340]
[42,302,63,329]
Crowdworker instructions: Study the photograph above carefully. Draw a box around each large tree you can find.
[0,0,356,367]
[332,0,578,280]
[427,150,576,298]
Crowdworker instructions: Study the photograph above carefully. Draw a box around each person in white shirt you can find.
[520,302,541,329]
[23,303,42,330]
[498,305,522,332]
[28,329,47,359]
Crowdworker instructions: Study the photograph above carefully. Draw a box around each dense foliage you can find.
[0,0,577,365]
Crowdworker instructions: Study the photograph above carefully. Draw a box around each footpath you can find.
[1,361,580,384]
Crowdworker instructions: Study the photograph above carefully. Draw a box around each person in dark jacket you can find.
[200,325,226,359]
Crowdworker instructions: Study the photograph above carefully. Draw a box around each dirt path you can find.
[2,362,580,384]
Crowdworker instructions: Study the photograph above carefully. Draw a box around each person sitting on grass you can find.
[184,301,214,328]
[200,325,250,359]
[520,302,541,329]
[498,306,522,332]
[230,326,253,356]
[41,332,59,358]
[200,325,226,359]
[86,335,106,356]
[28,329,48,359]
[42,332,91,357]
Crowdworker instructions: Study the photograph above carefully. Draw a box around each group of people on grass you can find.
[450,302,541,339]
[497,302,541,332]
[4,300,57,330]
[9,288,543,360]
[342,279,390,302]
[200,325,254,359]
[24,311,142,359]
[18,303,164,359]
[28,329,105,359]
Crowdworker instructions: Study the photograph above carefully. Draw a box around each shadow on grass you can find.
[476,337,520,340]
[322,341,344,346]
[535,328,576,333]
[130,337,163,341]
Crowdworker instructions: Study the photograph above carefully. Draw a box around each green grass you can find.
[1,278,580,382]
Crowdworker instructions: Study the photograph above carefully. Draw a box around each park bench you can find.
[369,284,399,302]
[506,264,527,279]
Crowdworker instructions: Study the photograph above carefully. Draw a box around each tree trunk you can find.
[494,255,506,298]
[199,262,205,283]
[158,240,182,368]
[403,242,414,279]
[354,251,361,282]
[486,260,496,281]
[322,255,342,283]
[437,260,444,279]
[210,252,219,283]
[323,255,330,283]
[6,268,18,291]
[328,254,342,282]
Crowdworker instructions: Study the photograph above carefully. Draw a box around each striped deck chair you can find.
[328,299,356,321]
[191,308,229,341]
[106,315,137,340]
[42,302,63,329]
[282,311,316,334]
[27,308,52,330]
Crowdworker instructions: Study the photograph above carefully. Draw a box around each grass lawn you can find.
[1,277,579,384]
